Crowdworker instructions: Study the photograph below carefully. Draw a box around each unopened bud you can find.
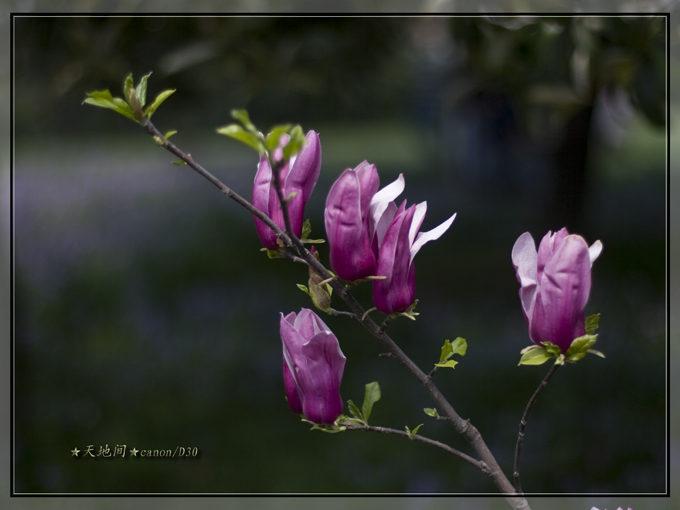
[308,247,331,312]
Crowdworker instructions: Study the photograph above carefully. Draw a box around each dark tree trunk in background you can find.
[551,105,594,233]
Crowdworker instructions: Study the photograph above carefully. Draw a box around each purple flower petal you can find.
[529,235,592,351]
[325,162,379,281]
[282,357,303,414]
[373,201,417,314]
[280,309,346,425]
[253,131,321,249]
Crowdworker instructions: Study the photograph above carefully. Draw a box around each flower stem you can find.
[513,362,561,494]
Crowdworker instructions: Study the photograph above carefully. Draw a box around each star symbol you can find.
[71,447,80,457]
[129,447,139,457]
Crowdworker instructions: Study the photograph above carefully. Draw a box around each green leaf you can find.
[123,73,134,103]
[518,346,552,366]
[434,359,459,369]
[266,124,293,151]
[136,72,152,107]
[172,160,187,166]
[297,284,311,297]
[301,219,312,240]
[283,125,306,160]
[338,415,366,426]
[423,408,438,418]
[519,344,542,355]
[216,124,266,154]
[83,90,137,121]
[361,381,381,424]
[123,73,144,121]
[439,339,453,363]
[163,130,178,142]
[231,109,258,133]
[439,337,467,363]
[347,399,364,422]
[406,424,423,440]
[585,313,600,335]
[565,334,598,362]
[450,337,467,356]
[145,89,176,119]
[307,423,346,433]
[396,299,420,321]
[541,341,562,358]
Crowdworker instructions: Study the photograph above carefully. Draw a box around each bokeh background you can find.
[4,1,677,510]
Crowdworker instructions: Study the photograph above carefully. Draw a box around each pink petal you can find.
[530,235,591,351]
[511,232,539,322]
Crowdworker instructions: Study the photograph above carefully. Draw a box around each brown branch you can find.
[140,119,531,510]
[142,121,293,250]
[343,423,489,473]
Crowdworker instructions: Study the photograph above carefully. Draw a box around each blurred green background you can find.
[7,3,674,509]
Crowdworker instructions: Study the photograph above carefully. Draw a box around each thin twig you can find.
[344,424,489,473]
[427,365,438,379]
[513,362,561,494]
[143,121,293,250]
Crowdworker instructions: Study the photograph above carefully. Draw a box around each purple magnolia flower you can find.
[324,163,407,281]
[253,130,321,249]
[280,308,346,424]
[512,228,603,352]
[372,200,456,315]
[324,161,380,280]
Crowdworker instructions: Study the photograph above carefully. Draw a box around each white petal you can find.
[369,174,405,241]
[410,212,456,262]
[409,202,428,247]
[588,240,603,266]
[371,173,405,206]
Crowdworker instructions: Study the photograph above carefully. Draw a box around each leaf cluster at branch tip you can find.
[83,72,175,124]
